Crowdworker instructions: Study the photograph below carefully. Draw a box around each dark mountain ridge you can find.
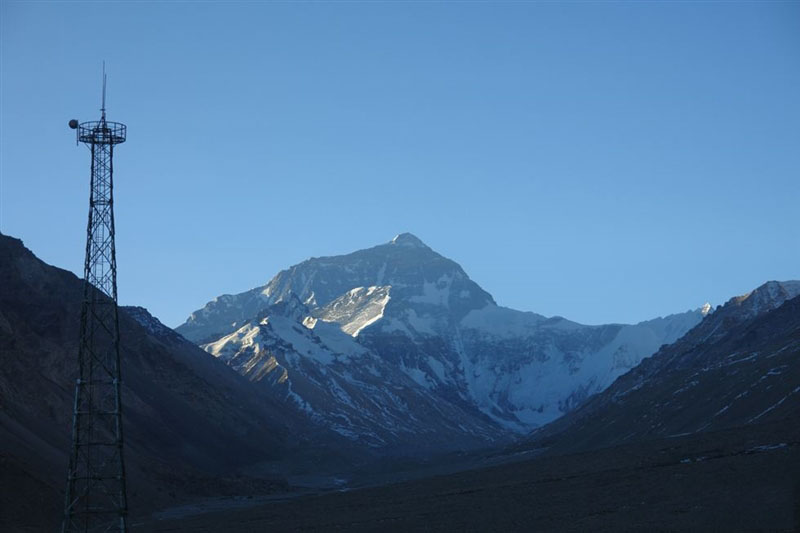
[524,281,800,454]
[5,229,798,530]
[0,233,357,530]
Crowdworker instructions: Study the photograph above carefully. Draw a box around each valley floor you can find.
[141,421,800,532]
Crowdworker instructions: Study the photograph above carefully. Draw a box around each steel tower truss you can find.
[63,103,129,532]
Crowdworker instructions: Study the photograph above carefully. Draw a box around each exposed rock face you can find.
[178,233,708,437]
[200,295,506,452]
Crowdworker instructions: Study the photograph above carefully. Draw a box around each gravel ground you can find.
[142,423,800,532]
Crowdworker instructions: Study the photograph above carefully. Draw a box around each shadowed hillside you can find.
[0,234,357,531]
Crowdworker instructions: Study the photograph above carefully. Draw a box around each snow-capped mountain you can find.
[201,295,504,452]
[527,280,800,453]
[178,233,709,440]
[178,233,494,344]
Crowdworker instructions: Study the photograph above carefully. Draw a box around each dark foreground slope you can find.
[0,234,348,531]
[145,417,800,531]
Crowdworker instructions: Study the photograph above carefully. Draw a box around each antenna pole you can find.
[101,62,107,121]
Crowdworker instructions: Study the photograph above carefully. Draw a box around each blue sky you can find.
[1,1,798,327]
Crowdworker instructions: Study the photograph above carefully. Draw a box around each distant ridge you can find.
[526,280,800,453]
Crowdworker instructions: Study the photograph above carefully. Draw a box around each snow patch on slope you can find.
[316,286,391,337]
[203,323,263,362]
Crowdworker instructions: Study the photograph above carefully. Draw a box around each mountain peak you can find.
[737,280,800,307]
[390,233,428,249]
[712,280,800,323]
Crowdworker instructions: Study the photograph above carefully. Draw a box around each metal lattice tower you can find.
[63,70,129,532]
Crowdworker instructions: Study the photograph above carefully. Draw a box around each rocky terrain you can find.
[4,229,798,532]
[178,233,708,441]
[523,280,800,454]
[144,417,800,532]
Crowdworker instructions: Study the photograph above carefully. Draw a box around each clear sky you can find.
[1,1,798,327]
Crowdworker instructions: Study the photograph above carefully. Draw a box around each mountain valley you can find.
[2,231,798,531]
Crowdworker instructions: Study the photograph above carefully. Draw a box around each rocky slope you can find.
[0,233,349,530]
[525,280,800,453]
[178,233,709,437]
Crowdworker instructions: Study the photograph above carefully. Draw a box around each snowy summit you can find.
[177,234,711,439]
[390,232,429,248]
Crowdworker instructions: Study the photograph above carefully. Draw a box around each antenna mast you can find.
[64,67,129,533]
[101,62,107,120]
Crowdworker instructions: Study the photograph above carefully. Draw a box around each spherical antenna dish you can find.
[68,119,79,129]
